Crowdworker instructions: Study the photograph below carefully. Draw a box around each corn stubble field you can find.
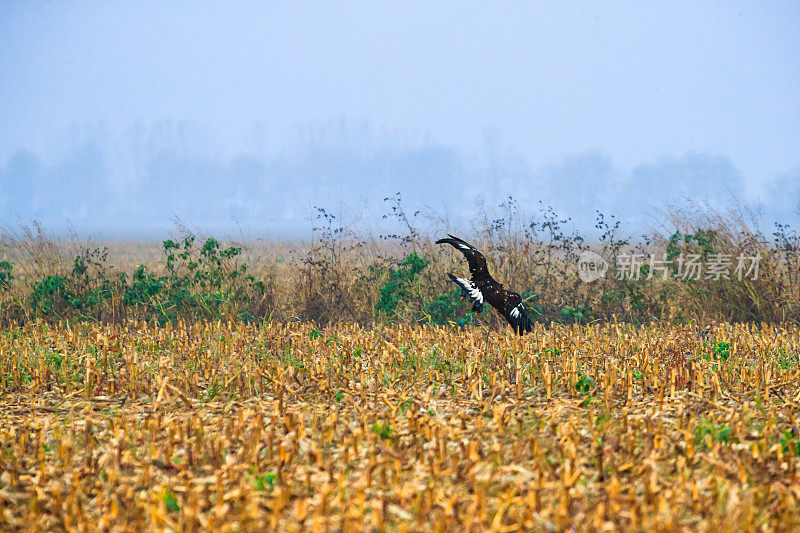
[2,320,800,531]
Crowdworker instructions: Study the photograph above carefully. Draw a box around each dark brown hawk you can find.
[436,234,533,335]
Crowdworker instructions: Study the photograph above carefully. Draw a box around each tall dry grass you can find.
[1,199,798,327]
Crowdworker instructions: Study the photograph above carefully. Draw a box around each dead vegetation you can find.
[2,320,800,531]
[2,200,799,327]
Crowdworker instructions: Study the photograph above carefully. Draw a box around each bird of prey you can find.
[436,234,533,335]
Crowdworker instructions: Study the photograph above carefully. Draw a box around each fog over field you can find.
[3,126,794,238]
[1,2,798,238]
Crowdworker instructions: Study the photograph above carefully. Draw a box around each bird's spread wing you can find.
[447,274,483,312]
[437,234,532,335]
[436,234,489,280]
[484,288,533,335]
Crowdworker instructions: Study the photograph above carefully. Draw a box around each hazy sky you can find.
[1,1,799,236]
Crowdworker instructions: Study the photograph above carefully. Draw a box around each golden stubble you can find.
[1,321,799,531]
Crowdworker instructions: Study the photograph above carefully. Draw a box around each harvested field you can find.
[1,321,800,531]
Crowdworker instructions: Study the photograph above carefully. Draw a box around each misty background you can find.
[1,2,798,239]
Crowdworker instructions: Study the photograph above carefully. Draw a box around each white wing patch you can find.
[508,301,532,335]
[453,276,483,304]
